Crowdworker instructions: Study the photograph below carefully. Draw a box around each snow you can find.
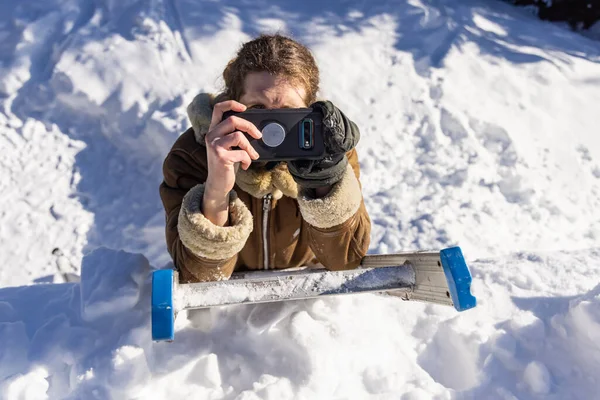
[1,0,600,398]
[80,248,150,320]
[1,248,599,398]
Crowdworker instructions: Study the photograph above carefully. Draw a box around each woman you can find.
[159,34,371,283]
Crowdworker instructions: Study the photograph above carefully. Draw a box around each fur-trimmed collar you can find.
[186,93,298,199]
[186,92,214,145]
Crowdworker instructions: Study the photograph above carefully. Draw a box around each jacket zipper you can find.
[262,193,272,270]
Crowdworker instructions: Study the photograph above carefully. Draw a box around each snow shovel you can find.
[151,246,476,341]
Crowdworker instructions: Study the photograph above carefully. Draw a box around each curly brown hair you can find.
[220,34,320,105]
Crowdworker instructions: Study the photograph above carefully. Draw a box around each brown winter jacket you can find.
[159,93,371,283]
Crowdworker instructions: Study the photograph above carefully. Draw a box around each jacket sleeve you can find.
[296,149,371,270]
[159,148,253,282]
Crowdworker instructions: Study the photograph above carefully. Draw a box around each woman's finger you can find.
[209,100,246,131]
[221,116,263,140]
[207,115,263,143]
[219,149,253,170]
[214,131,260,160]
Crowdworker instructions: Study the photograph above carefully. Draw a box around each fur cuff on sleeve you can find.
[297,165,363,229]
[178,184,253,260]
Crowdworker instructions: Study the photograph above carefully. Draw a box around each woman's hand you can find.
[287,101,360,194]
[203,100,262,226]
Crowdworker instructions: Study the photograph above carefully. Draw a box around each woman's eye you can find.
[249,104,265,109]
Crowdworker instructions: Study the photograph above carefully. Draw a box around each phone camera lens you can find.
[300,119,313,149]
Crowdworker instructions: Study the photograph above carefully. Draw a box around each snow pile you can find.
[0,247,599,399]
[0,249,153,399]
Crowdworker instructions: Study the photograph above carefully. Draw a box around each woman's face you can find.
[239,71,307,109]
[238,72,308,169]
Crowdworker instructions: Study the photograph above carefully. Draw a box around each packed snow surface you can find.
[1,0,600,398]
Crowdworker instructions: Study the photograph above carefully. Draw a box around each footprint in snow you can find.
[469,118,517,168]
[440,108,469,143]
